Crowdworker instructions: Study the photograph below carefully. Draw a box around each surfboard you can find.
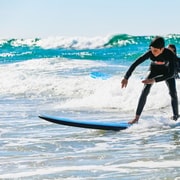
[39,114,131,131]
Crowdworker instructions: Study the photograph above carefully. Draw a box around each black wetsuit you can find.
[175,56,180,78]
[124,48,179,117]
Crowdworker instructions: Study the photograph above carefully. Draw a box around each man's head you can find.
[150,36,165,49]
[150,36,165,57]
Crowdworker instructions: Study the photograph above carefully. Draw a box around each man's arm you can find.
[124,51,150,80]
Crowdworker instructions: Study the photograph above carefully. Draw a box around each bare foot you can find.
[128,115,139,124]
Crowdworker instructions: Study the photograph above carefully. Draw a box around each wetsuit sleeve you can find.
[124,51,150,79]
[154,55,176,82]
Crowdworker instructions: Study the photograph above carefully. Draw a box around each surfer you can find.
[121,36,179,124]
[167,44,180,79]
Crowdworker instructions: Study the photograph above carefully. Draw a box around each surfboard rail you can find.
[39,114,131,131]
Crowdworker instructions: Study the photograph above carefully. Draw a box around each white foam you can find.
[0,160,179,179]
[1,58,180,112]
[1,35,111,49]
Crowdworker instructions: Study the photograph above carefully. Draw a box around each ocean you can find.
[0,34,180,179]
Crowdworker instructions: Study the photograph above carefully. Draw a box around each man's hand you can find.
[121,78,128,88]
[142,79,155,84]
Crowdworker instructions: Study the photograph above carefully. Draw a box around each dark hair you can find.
[150,36,165,49]
[168,44,176,54]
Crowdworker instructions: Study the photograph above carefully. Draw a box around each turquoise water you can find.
[0,34,180,179]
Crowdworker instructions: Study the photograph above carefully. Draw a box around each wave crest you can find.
[1,33,180,50]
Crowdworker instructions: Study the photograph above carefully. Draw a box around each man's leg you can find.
[129,84,152,124]
[166,78,179,120]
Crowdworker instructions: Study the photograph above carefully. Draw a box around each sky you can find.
[0,0,180,39]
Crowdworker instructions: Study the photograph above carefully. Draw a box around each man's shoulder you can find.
[163,48,176,59]
[164,48,174,55]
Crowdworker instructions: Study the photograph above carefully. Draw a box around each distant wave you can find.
[1,34,180,50]
[105,34,180,47]
[104,34,149,47]
[1,34,180,64]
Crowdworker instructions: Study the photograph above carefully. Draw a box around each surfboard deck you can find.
[39,114,131,131]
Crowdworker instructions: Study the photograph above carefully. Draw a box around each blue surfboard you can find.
[39,114,131,131]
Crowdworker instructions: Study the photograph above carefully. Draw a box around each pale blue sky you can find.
[1,0,180,38]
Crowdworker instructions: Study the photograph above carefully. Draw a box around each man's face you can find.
[150,46,164,57]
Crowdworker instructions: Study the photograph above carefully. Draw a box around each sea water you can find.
[0,34,180,179]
